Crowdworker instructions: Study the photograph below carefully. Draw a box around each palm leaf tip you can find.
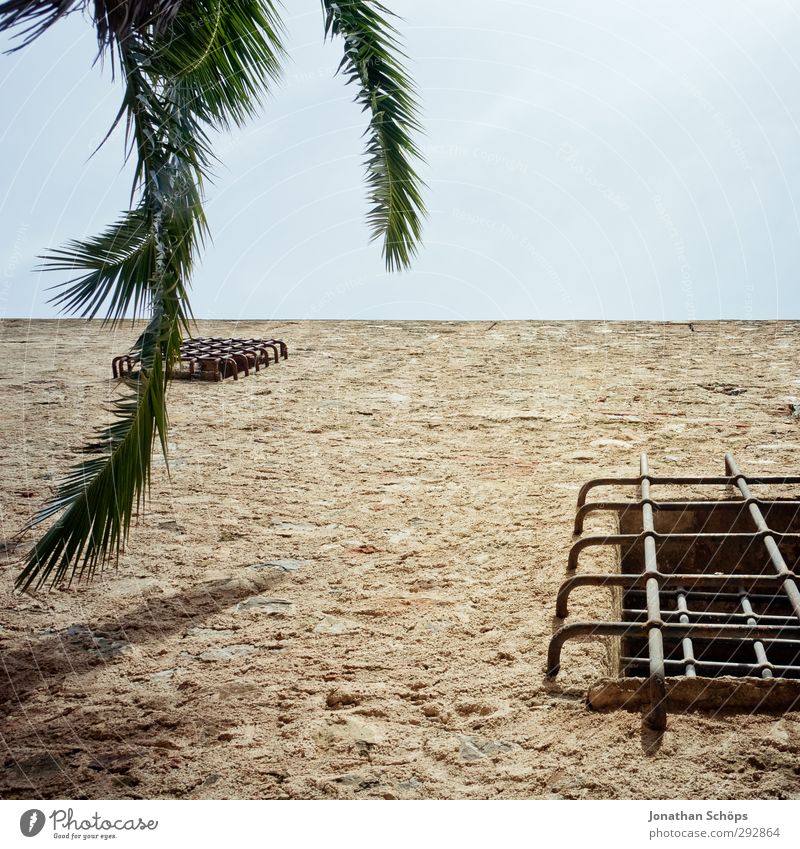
[15,350,170,591]
[94,0,186,46]
[0,1,186,50]
[322,0,426,271]
[10,0,285,590]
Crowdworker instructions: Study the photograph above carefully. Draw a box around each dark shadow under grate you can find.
[547,453,800,729]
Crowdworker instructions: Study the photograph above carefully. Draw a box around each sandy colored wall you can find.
[1,319,799,799]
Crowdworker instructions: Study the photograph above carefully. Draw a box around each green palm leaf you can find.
[42,206,155,323]
[148,0,285,129]
[7,0,425,591]
[322,0,426,270]
[0,1,186,50]
[16,354,168,590]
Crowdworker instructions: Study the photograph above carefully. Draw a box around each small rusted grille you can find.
[547,453,800,728]
[112,337,288,381]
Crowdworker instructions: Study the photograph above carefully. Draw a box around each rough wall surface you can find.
[1,319,799,799]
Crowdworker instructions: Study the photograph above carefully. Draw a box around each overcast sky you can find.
[1,0,799,320]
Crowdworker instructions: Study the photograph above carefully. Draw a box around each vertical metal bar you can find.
[640,452,667,729]
[725,453,800,622]
[675,587,696,677]
[739,588,773,680]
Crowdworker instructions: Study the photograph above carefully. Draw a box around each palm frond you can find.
[18,237,190,591]
[17,37,200,589]
[16,352,167,590]
[94,0,184,48]
[43,206,154,323]
[149,0,285,129]
[17,260,186,591]
[0,1,185,51]
[16,2,293,589]
[0,1,82,49]
[322,0,426,271]
[12,1,426,590]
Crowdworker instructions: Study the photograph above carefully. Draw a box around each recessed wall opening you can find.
[617,501,800,680]
[547,453,800,729]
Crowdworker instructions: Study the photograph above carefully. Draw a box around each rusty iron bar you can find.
[622,658,800,676]
[548,453,800,728]
[622,608,797,626]
[640,453,668,729]
[567,530,800,572]
[111,355,133,378]
[556,572,792,618]
[577,474,800,508]
[111,336,288,381]
[187,337,287,361]
[546,620,800,678]
[574,498,800,535]
[724,452,800,622]
[635,589,793,604]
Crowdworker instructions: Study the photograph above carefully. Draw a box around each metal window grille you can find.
[547,454,800,728]
[112,337,288,381]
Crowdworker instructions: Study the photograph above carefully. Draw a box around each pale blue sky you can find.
[1,0,799,320]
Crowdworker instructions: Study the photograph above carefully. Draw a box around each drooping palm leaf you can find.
[16,351,168,590]
[0,1,185,50]
[14,4,283,589]
[9,0,424,591]
[42,206,154,323]
[147,0,285,129]
[322,0,426,270]
[94,0,185,47]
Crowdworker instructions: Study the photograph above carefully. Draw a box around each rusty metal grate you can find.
[112,336,288,381]
[547,453,800,729]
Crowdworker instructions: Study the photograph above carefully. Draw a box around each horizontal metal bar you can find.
[568,530,800,571]
[577,475,800,508]
[547,620,800,677]
[623,634,800,648]
[574,498,800,534]
[621,657,800,675]
[623,608,800,626]
[630,588,798,605]
[555,572,788,618]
